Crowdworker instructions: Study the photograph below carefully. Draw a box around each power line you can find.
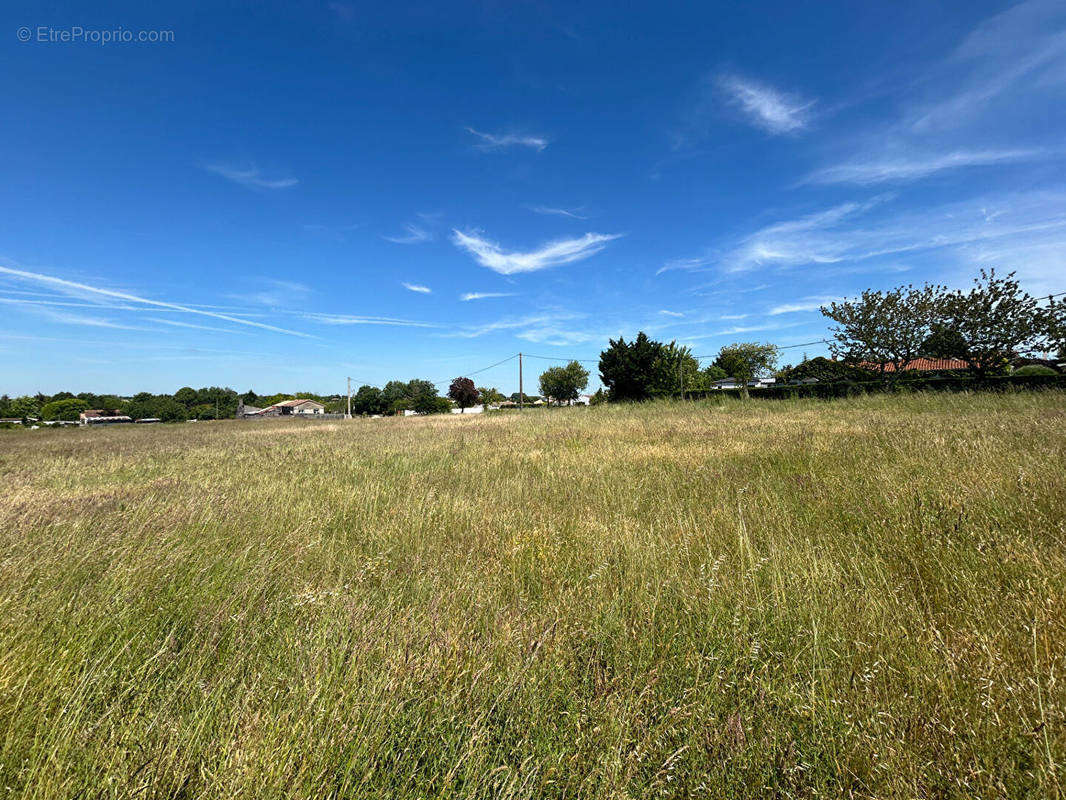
[692,339,833,360]
[521,353,599,364]
[432,353,519,385]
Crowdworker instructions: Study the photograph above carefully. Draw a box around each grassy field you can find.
[1,392,1064,798]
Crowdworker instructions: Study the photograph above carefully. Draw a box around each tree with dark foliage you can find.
[448,377,479,413]
[352,385,384,415]
[598,332,663,401]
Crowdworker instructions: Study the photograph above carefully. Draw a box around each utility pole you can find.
[518,353,523,411]
[679,357,684,401]
[346,377,352,419]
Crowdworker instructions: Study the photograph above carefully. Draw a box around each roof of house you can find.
[269,398,325,408]
[861,358,969,372]
[80,409,126,418]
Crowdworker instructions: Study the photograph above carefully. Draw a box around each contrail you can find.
[0,264,317,339]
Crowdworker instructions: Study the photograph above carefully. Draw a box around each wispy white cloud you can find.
[229,279,313,308]
[768,297,840,315]
[721,198,887,273]
[203,163,298,189]
[0,296,144,312]
[384,223,433,244]
[459,292,516,301]
[516,326,603,346]
[448,312,581,339]
[526,205,588,219]
[402,282,432,294]
[683,321,803,341]
[466,127,549,152]
[656,256,712,276]
[717,189,1066,288]
[0,292,269,320]
[906,0,1066,132]
[300,312,440,328]
[452,229,623,275]
[37,310,156,331]
[658,309,685,318]
[0,264,316,338]
[717,75,814,134]
[146,317,251,334]
[806,149,1041,185]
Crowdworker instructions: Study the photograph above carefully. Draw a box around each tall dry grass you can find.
[1,391,1064,798]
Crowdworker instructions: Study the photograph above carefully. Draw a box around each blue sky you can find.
[3,0,1065,396]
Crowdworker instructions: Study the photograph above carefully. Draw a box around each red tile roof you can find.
[860,358,969,372]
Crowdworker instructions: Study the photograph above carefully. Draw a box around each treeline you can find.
[0,386,347,424]
[348,380,538,416]
[595,270,1065,401]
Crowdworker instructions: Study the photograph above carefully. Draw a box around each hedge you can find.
[681,373,1066,402]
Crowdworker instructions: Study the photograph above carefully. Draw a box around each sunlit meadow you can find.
[1,391,1064,798]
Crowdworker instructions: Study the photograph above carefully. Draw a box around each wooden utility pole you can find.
[346,377,351,419]
[518,353,523,411]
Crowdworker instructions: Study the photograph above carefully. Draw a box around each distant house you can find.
[0,418,22,425]
[450,404,485,414]
[249,399,326,417]
[79,410,133,426]
[710,377,776,390]
[236,402,262,418]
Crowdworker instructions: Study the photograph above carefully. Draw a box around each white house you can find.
[252,399,326,416]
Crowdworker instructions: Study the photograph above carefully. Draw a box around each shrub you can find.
[1013,365,1058,376]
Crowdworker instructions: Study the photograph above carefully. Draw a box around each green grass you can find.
[1,392,1064,798]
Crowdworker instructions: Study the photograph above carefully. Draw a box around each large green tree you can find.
[40,398,88,421]
[407,380,440,415]
[821,284,942,380]
[651,341,706,396]
[538,361,589,405]
[381,381,409,414]
[714,343,779,399]
[156,398,189,423]
[935,269,1053,378]
[195,387,239,418]
[352,385,384,415]
[10,396,40,420]
[598,332,663,401]
[477,386,505,408]
[174,387,199,407]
